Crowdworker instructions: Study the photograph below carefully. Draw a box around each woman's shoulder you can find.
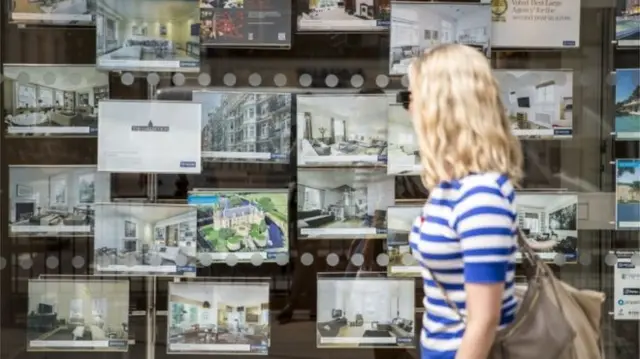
[456,172,515,199]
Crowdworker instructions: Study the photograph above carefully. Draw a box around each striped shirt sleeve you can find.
[453,181,516,284]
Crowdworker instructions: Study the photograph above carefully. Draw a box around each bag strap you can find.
[423,228,540,321]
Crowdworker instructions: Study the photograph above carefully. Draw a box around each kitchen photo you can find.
[9,166,110,236]
[3,65,109,136]
[93,203,198,275]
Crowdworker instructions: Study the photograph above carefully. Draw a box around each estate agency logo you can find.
[621,273,640,280]
[131,121,170,132]
[623,288,640,296]
[617,299,640,306]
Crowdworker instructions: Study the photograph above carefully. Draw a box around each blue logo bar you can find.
[180,161,196,168]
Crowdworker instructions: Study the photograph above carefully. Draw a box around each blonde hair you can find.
[408,44,523,190]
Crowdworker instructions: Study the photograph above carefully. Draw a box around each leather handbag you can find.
[424,228,604,359]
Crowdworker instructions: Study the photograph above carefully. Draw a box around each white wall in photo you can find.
[491,0,581,48]
[387,206,421,232]
[98,100,202,173]
[387,105,420,174]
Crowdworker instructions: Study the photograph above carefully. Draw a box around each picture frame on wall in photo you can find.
[8,166,111,236]
[514,192,579,262]
[616,159,640,229]
[616,0,640,47]
[614,68,640,140]
[10,0,94,24]
[297,0,391,32]
[389,1,491,75]
[95,0,200,72]
[3,65,109,137]
[494,70,574,140]
[491,0,581,48]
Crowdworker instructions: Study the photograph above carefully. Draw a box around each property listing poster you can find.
[11,0,94,24]
[491,0,581,48]
[614,250,640,321]
[616,159,640,229]
[615,68,640,140]
[616,0,640,47]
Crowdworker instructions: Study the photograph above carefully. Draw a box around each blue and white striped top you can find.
[409,173,519,359]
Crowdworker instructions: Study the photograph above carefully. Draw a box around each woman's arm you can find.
[455,283,504,359]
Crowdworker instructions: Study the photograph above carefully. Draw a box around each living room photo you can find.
[9,166,110,236]
[93,203,198,275]
[11,0,94,23]
[187,189,289,262]
[167,281,270,355]
[387,104,420,175]
[27,279,129,352]
[515,193,579,262]
[194,91,291,163]
[298,0,390,31]
[389,2,491,75]
[297,169,394,238]
[494,70,574,139]
[386,206,421,277]
[3,65,109,136]
[316,276,415,348]
[297,94,388,167]
[95,0,200,71]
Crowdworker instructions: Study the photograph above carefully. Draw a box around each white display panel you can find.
[3,65,109,136]
[9,166,110,236]
[387,104,420,175]
[613,250,640,321]
[491,0,581,48]
[188,189,289,263]
[386,206,421,277]
[515,193,578,263]
[316,275,415,348]
[97,100,202,174]
[93,203,198,276]
[297,95,388,167]
[614,68,640,140]
[616,159,640,229]
[27,279,130,352]
[494,70,574,139]
[389,2,491,75]
[11,0,93,24]
[167,281,270,355]
[616,0,640,47]
[297,169,394,239]
[95,0,200,72]
[297,0,391,32]
[194,91,291,163]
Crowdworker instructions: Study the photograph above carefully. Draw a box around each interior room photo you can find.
[11,0,92,22]
[188,190,288,260]
[298,0,390,30]
[95,0,200,70]
[167,282,270,353]
[616,159,640,228]
[494,70,574,138]
[387,104,420,175]
[614,68,640,139]
[297,95,388,166]
[515,194,579,261]
[389,3,490,74]
[27,279,129,351]
[93,203,198,272]
[297,169,394,237]
[9,166,110,235]
[316,278,414,348]
[3,65,108,136]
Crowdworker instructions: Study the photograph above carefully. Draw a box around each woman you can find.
[407,44,523,359]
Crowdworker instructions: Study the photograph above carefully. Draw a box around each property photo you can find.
[297,95,388,167]
[93,203,198,275]
[387,104,420,175]
[194,91,291,163]
[9,166,110,236]
[297,169,394,238]
[187,189,289,262]
[316,276,415,348]
[616,159,640,229]
[3,65,108,136]
[494,70,574,139]
[390,2,490,75]
[386,206,421,277]
[298,0,390,31]
[615,68,640,140]
[27,279,129,352]
[11,0,93,23]
[515,193,579,262]
[167,281,270,354]
[616,0,640,46]
[95,0,200,72]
